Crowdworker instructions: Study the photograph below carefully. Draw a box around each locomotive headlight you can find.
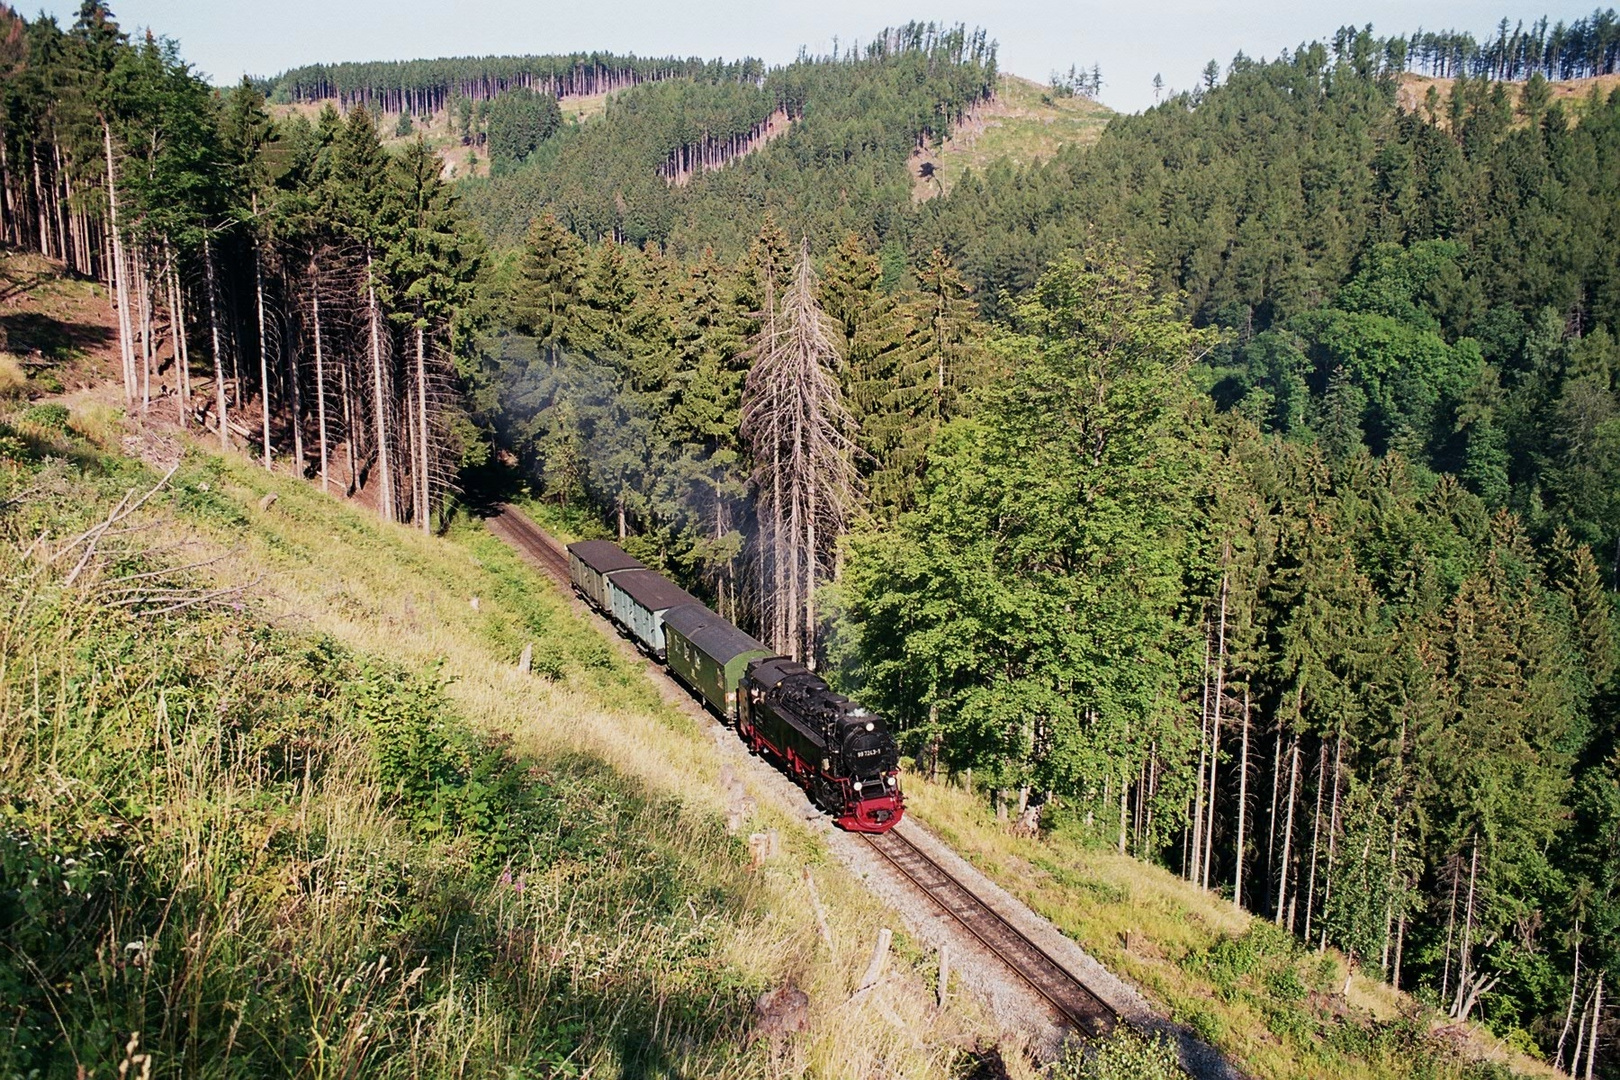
[887,776,897,787]
[853,781,863,792]
[865,722,874,731]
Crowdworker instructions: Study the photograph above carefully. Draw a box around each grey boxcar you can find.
[605,569,701,658]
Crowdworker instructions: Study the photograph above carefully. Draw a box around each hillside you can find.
[0,251,1563,1080]
[910,74,1113,200]
[0,255,997,1078]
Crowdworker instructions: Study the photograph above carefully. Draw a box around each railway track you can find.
[489,504,572,585]
[488,504,1120,1042]
[865,828,1117,1038]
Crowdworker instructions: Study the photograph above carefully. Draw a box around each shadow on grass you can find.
[0,310,113,361]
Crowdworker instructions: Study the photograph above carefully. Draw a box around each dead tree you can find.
[741,239,858,663]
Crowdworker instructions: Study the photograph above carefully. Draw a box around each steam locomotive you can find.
[566,539,904,833]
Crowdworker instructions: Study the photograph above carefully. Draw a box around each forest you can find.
[1,0,1618,1074]
[466,19,1620,1071]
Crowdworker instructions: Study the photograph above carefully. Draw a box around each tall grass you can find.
[0,419,994,1078]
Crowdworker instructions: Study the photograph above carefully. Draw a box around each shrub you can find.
[18,402,68,431]
[1051,1027,1188,1080]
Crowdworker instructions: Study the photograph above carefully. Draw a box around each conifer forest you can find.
[4,1,1620,1075]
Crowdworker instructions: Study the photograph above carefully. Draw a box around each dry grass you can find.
[0,352,26,399]
[47,417,1005,1077]
[911,74,1112,201]
[1395,71,1620,123]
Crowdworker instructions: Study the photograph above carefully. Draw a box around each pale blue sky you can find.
[33,0,1603,112]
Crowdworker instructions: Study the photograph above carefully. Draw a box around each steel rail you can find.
[864,828,1115,1037]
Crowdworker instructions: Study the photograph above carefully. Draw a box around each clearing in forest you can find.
[911,73,1113,201]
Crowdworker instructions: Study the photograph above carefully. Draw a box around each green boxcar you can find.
[567,539,644,611]
[663,604,773,722]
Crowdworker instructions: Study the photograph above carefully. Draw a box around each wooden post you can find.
[858,928,892,991]
[804,867,833,951]
[937,944,950,1009]
[517,643,532,674]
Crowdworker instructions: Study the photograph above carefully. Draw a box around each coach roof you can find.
[664,605,770,664]
[608,569,702,612]
[567,539,645,574]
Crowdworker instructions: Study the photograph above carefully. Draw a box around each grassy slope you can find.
[905,778,1558,1080]
[911,74,1113,201]
[0,251,995,1075]
[0,430,988,1077]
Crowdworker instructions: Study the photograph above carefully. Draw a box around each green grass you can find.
[0,407,998,1078]
[912,74,1113,200]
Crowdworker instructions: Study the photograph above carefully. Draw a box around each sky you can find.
[33,0,1606,113]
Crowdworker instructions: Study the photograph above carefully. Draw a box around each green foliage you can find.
[463,23,997,251]
[1051,1027,1188,1080]
[485,87,561,173]
[17,402,68,431]
[838,247,1214,801]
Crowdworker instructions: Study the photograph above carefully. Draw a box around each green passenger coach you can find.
[662,604,773,722]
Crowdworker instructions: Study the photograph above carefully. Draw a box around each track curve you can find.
[489,504,1120,1042]
[488,504,572,584]
[865,828,1117,1038]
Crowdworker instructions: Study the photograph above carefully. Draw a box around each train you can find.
[565,538,904,833]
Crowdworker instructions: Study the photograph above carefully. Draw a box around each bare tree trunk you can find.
[1303,741,1327,941]
[1268,718,1282,910]
[366,255,393,521]
[416,323,431,532]
[312,286,329,491]
[1451,838,1480,1018]
[52,142,68,270]
[1558,936,1583,1071]
[168,257,190,425]
[1118,774,1128,854]
[341,358,356,496]
[1234,686,1250,909]
[804,472,817,666]
[286,308,304,476]
[1574,984,1593,1078]
[103,123,136,408]
[136,246,151,411]
[0,137,13,244]
[1203,569,1228,890]
[1442,853,1461,1003]
[1275,733,1300,925]
[1392,910,1405,991]
[1191,632,1210,882]
[203,238,229,451]
[1585,973,1604,1080]
[32,150,49,260]
[1321,730,1344,950]
[255,240,272,469]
